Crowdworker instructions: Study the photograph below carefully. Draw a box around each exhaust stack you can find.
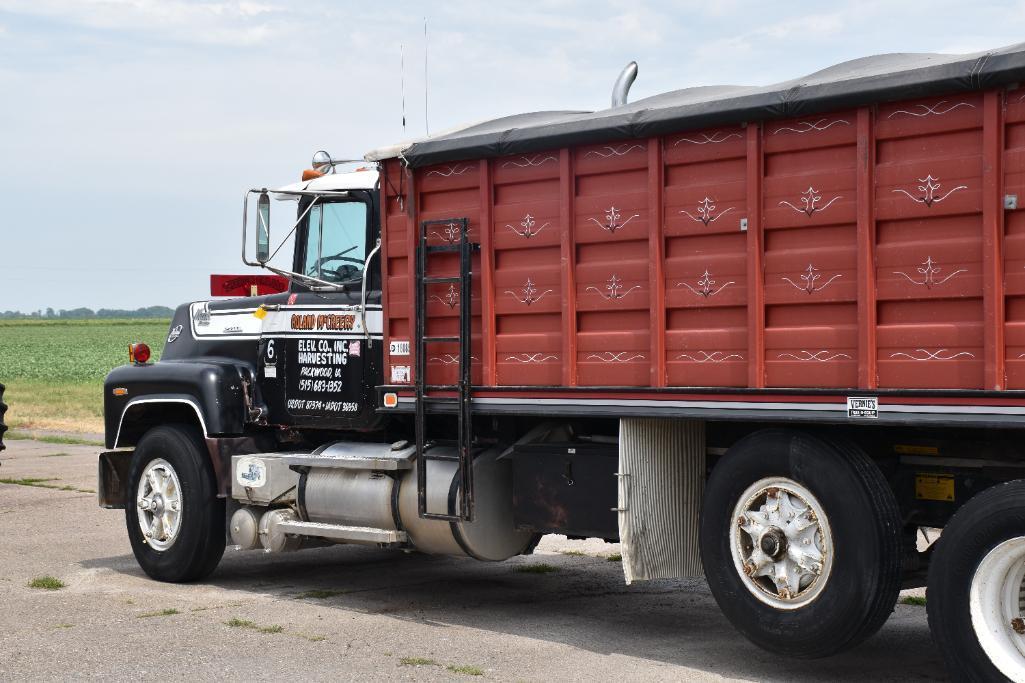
[611,61,638,108]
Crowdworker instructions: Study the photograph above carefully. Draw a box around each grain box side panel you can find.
[573,142,651,386]
[875,93,985,389]
[417,161,484,388]
[762,112,858,388]
[382,159,412,386]
[663,126,749,387]
[492,153,562,386]
[1004,86,1025,388]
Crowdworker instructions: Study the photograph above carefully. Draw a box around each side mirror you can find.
[256,192,270,263]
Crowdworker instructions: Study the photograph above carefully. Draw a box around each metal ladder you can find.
[415,218,477,522]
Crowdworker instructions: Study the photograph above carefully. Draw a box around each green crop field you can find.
[0,319,170,434]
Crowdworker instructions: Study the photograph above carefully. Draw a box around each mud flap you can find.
[617,418,704,584]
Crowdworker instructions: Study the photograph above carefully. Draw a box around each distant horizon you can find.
[0,305,176,319]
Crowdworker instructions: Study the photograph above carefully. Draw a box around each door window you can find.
[302,201,368,284]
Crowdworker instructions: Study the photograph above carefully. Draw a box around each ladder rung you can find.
[425,245,462,253]
[421,396,458,404]
[423,276,460,284]
[424,336,459,343]
[424,453,460,462]
[421,511,462,521]
[425,384,458,391]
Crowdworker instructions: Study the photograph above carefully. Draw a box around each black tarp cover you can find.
[368,42,1025,168]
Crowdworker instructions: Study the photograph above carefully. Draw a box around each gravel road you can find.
[0,438,948,681]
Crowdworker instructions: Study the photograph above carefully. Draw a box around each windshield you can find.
[302,200,368,284]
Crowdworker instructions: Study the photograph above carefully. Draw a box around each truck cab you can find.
[105,165,385,450]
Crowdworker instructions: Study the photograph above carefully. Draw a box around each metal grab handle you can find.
[611,472,630,512]
[360,237,382,344]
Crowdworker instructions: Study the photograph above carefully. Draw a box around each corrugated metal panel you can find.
[618,418,704,584]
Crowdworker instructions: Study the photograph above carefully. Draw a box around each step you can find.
[275,519,407,545]
[280,441,416,471]
[422,276,460,284]
[423,336,459,343]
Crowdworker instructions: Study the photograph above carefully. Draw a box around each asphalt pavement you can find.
[0,438,948,681]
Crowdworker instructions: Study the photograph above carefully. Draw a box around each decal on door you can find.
[286,338,360,415]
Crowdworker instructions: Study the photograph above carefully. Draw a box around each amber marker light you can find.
[128,343,151,365]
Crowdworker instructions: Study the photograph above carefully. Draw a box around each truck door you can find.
[257,192,382,430]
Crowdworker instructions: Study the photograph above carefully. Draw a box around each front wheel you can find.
[700,429,903,658]
[126,424,225,582]
[927,480,1025,682]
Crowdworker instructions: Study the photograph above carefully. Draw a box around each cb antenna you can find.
[400,44,407,135]
[424,16,430,137]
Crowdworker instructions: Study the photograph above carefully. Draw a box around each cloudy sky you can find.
[3,0,1025,312]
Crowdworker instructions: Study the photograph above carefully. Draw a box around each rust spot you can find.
[1012,617,1025,635]
[778,587,792,600]
[737,515,747,527]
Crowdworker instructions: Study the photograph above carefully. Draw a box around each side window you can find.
[303,201,368,283]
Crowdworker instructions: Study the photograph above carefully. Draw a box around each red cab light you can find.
[129,343,151,365]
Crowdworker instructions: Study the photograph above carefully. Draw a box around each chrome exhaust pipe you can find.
[611,61,638,108]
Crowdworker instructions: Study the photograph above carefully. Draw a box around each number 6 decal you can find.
[266,339,275,361]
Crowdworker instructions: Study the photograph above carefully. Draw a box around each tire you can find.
[927,480,1025,682]
[699,428,902,658]
[125,424,225,582]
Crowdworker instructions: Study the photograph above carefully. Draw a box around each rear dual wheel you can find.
[928,480,1025,682]
[700,429,903,658]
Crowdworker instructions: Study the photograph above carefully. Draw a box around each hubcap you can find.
[730,477,833,609]
[135,458,183,551]
[969,536,1025,680]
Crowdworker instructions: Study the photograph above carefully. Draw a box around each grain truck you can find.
[99,45,1025,680]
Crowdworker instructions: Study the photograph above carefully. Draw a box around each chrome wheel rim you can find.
[136,458,183,551]
[970,536,1025,681]
[730,476,834,610]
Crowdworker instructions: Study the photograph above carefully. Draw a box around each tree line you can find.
[0,306,175,319]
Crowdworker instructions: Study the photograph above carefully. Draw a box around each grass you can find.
[295,588,345,599]
[516,563,559,574]
[54,623,74,629]
[0,477,95,494]
[224,617,284,634]
[607,553,622,562]
[399,657,437,667]
[27,576,65,590]
[901,595,927,606]
[447,664,484,676]
[559,550,586,557]
[4,431,104,446]
[138,608,180,618]
[0,318,169,433]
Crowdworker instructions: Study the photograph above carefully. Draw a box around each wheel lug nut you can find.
[778,587,792,600]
